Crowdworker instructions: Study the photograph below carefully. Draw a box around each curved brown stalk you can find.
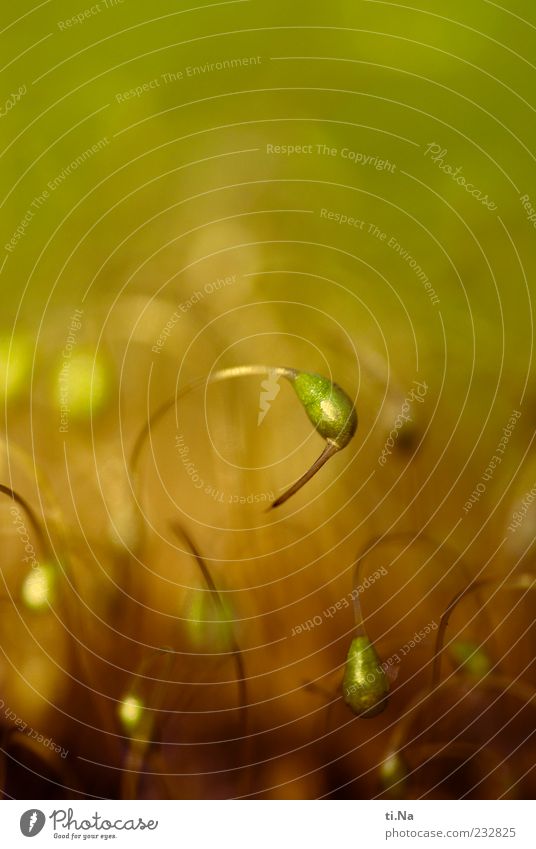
[431,574,536,689]
[129,366,294,488]
[270,442,339,509]
[339,530,490,720]
[0,483,51,559]
[120,647,175,799]
[6,729,84,797]
[352,531,474,627]
[304,531,471,720]
[170,522,250,795]
[386,674,536,774]
[129,364,354,511]
[381,740,514,799]
[382,674,536,802]
[0,475,121,783]
[351,529,497,663]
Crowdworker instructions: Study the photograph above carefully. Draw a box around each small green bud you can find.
[21,563,56,611]
[380,751,408,795]
[118,694,144,732]
[185,591,234,651]
[449,640,491,680]
[291,372,357,449]
[342,635,390,718]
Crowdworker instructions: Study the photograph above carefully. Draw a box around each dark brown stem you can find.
[351,530,490,647]
[170,523,251,796]
[0,482,50,558]
[121,648,175,800]
[270,441,339,509]
[431,573,536,689]
[384,674,536,794]
[130,365,296,486]
[170,523,248,738]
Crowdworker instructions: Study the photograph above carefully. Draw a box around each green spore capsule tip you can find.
[342,635,390,718]
[291,372,357,449]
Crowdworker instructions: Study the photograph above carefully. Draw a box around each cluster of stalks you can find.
[0,363,534,799]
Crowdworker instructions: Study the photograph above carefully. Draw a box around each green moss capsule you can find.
[292,371,357,449]
[342,635,390,718]
[270,370,358,508]
[131,363,358,511]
